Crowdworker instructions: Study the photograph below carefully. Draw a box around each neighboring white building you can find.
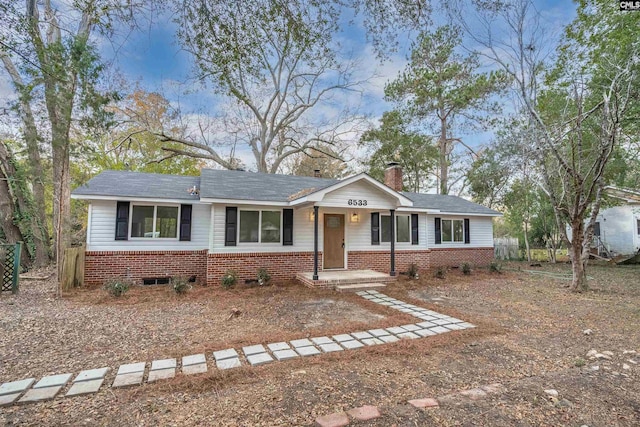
[591,187,640,257]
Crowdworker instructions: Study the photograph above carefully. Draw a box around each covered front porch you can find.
[295,269,397,290]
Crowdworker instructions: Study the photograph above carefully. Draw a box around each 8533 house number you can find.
[348,199,367,206]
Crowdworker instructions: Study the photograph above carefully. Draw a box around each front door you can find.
[323,214,345,269]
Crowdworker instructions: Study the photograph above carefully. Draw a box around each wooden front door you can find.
[323,214,345,269]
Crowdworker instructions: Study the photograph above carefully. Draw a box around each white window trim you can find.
[380,214,411,244]
[238,208,283,245]
[129,203,181,240]
[441,218,465,244]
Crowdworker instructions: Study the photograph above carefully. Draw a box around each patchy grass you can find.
[1,261,639,426]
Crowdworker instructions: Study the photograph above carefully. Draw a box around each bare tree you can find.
[457,0,637,291]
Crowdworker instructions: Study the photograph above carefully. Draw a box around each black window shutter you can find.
[283,208,294,246]
[411,214,419,245]
[464,218,470,244]
[115,201,130,240]
[434,217,441,245]
[225,207,237,246]
[179,204,192,241]
[371,212,380,245]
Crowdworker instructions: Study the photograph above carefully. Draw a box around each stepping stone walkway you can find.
[0,290,475,407]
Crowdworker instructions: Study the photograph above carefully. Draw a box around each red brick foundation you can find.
[429,247,494,268]
[206,251,322,286]
[84,247,494,287]
[84,250,208,286]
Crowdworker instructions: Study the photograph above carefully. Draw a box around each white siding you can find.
[87,200,210,251]
[347,210,428,251]
[597,205,640,254]
[319,180,398,209]
[426,215,494,248]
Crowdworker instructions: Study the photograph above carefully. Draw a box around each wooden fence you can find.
[60,244,85,291]
[494,237,520,260]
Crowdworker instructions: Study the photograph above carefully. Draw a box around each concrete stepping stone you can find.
[417,315,438,321]
[361,337,384,346]
[0,393,21,407]
[390,305,404,309]
[273,349,299,361]
[417,321,436,328]
[459,322,476,328]
[379,335,399,343]
[447,318,464,323]
[386,326,406,335]
[33,373,72,389]
[415,328,437,337]
[368,328,390,338]
[311,336,334,345]
[408,397,439,408]
[379,301,394,306]
[148,368,175,382]
[295,345,321,357]
[267,342,290,352]
[290,338,314,348]
[341,340,365,350]
[150,359,176,371]
[351,331,373,340]
[117,362,145,375]
[397,331,420,339]
[246,352,274,366]
[216,357,241,370]
[319,342,343,353]
[443,323,464,331]
[369,298,384,303]
[429,326,451,334]
[355,291,368,296]
[361,294,376,300]
[347,405,381,421]
[332,334,354,343]
[182,363,208,375]
[0,378,35,398]
[432,319,452,326]
[213,348,238,361]
[66,379,104,397]
[74,367,109,383]
[399,308,415,313]
[19,385,63,403]
[112,372,144,388]
[400,324,421,332]
[243,344,267,356]
[182,354,206,366]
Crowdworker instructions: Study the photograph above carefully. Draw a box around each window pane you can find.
[156,206,178,238]
[453,220,464,242]
[261,211,281,243]
[239,211,259,242]
[397,216,410,242]
[441,219,452,242]
[381,216,391,242]
[131,206,154,238]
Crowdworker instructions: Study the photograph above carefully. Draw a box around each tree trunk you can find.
[569,220,589,292]
[439,115,448,195]
[51,125,72,276]
[523,221,531,262]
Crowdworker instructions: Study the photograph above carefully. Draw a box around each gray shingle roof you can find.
[72,170,200,201]
[402,192,501,215]
[199,169,338,202]
[72,169,500,215]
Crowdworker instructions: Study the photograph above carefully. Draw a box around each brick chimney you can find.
[314,169,321,178]
[384,162,403,192]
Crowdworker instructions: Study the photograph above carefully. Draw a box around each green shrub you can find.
[434,266,446,279]
[171,276,192,294]
[257,268,271,286]
[461,262,472,275]
[489,261,503,273]
[221,270,238,289]
[574,358,586,367]
[407,263,419,279]
[103,277,133,297]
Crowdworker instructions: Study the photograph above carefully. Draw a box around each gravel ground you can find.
[1,262,639,426]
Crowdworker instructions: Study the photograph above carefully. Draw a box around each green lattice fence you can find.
[0,242,21,294]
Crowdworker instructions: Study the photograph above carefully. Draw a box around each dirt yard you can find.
[1,262,639,426]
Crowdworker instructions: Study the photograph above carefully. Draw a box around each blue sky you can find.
[100,1,577,172]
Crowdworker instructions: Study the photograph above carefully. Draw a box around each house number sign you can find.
[348,199,368,206]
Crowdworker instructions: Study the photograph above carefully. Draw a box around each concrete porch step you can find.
[335,283,387,292]
[296,269,397,289]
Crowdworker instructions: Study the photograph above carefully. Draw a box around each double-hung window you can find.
[441,219,464,243]
[239,210,281,243]
[380,215,411,243]
[131,205,179,238]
